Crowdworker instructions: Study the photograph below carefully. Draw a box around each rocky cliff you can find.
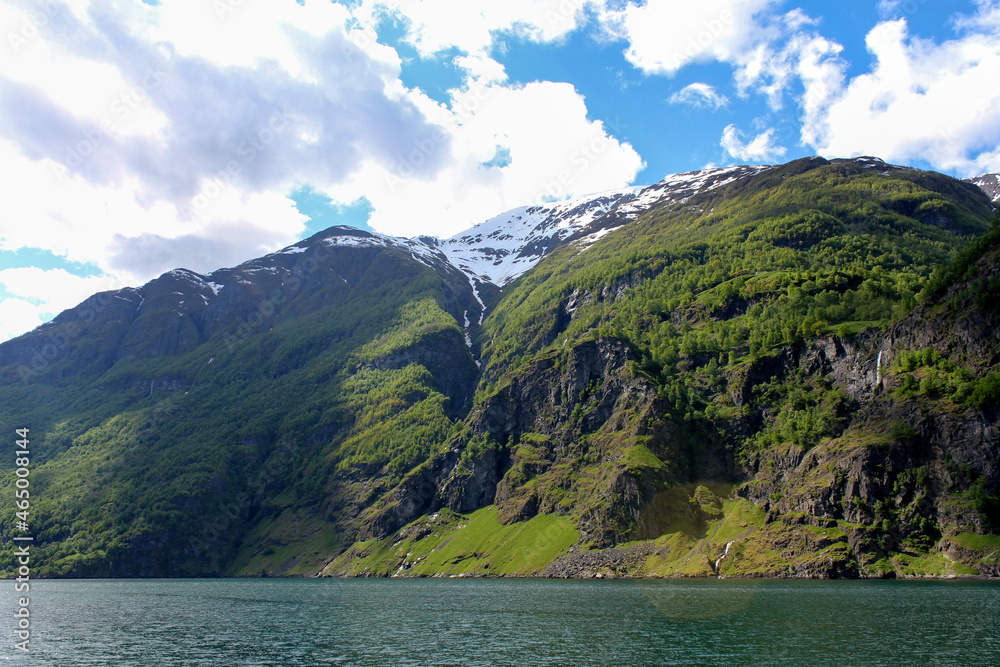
[333,159,1000,579]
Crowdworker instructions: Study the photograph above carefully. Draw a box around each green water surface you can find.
[1,578,997,665]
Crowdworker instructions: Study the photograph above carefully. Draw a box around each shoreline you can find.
[7,572,998,581]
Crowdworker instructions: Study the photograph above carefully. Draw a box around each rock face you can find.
[736,243,1000,575]
[354,233,1000,577]
[969,173,1000,202]
[359,337,674,542]
[358,335,741,549]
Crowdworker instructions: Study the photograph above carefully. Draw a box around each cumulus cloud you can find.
[0,0,639,255]
[732,19,844,112]
[721,3,1000,176]
[326,80,644,237]
[954,0,1000,31]
[0,1,439,271]
[0,298,44,342]
[599,0,783,75]
[802,15,1000,175]
[721,124,786,162]
[669,82,729,110]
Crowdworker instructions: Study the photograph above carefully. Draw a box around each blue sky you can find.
[1,0,1000,339]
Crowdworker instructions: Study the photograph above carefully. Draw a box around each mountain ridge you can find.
[17,156,992,351]
[1,155,998,580]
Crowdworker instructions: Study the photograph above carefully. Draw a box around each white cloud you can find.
[327,80,644,238]
[0,267,126,338]
[733,19,843,112]
[954,0,1000,31]
[669,82,729,110]
[721,124,786,162]
[0,138,308,281]
[0,1,427,267]
[791,33,848,147]
[599,0,783,75]
[353,0,593,57]
[802,16,1000,175]
[454,54,508,84]
[0,298,45,341]
[0,267,123,309]
[782,8,818,31]
[877,0,904,19]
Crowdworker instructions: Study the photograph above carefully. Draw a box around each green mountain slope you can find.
[1,157,998,578]
[0,231,480,576]
[338,157,1000,578]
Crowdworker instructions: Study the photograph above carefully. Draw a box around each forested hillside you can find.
[2,157,998,578]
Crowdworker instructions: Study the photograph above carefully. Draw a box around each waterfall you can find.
[714,541,735,576]
[876,350,883,386]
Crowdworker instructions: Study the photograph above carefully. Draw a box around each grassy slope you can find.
[323,506,578,577]
[324,486,979,579]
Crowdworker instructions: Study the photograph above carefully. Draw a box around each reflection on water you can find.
[0,578,997,666]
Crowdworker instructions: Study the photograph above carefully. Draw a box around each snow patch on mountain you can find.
[431,164,770,287]
[141,166,773,318]
[434,188,642,287]
[969,173,1000,203]
[274,228,454,275]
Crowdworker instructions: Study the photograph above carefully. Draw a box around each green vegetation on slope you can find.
[482,160,991,388]
[440,158,1000,575]
[324,506,578,577]
[0,245,475,577]
[473,161,993,468]
[1,158,998,578]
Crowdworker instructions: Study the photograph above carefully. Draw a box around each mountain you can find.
[969,173,1000,202]
[436,164,770,289]
[1,156,998,579]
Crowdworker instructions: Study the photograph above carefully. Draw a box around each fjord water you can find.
[2,579,997,665]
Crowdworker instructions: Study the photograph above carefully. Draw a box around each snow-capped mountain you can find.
[432,188,642,287]
[106,164,774,330]
[432,164,770,288]
[969,173,1000,202]
[274,226,457,277]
